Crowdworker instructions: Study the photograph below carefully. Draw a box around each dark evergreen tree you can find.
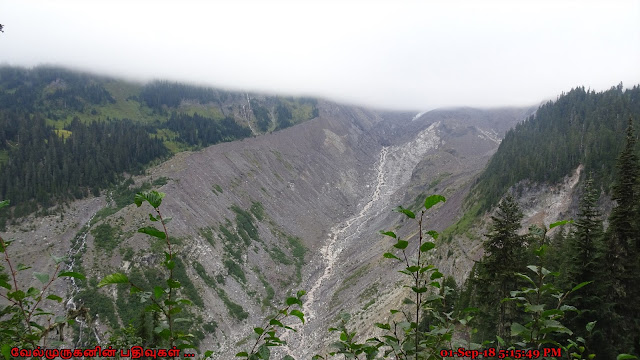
[469,195,526,343]
[601,117,640,356]
[275,102,293,130]
[562,177,606,351]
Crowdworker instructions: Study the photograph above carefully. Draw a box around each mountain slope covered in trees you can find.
[0,66,319,224]
[452,85,640,359]
[469,84,640,213]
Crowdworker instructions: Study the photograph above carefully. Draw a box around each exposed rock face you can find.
[1,101,533,358]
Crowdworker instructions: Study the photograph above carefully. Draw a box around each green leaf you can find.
[149,213,158,222]
[149,191,165,208]
[34,272,49,284]
[549,219,573,229]
[426,230,439,240]
[283,356,295,360]
[167,279,181,288]
[130,287,141,294]
[258,346,270,359]
[511,322,528,336]
[58,271,86,280]
[290,309,305,324]
[138,226,166,239]
[135,190,166,208]
[169,307,182,315]
[541,309,563,318]
[379,230,396,238]
[235,352,249,358]
[394,206,415,219]
[17,263,31,271]
[9,290,26,301]
[51,255,66,264]
[146,303,163,312]
[204,350,214,358]
[1,343,11,360]
[424,195,446,210]
[515,272,535,285]
[0,200,9,210]
[98,273,129,287]
[153,286,164,299]
[526,265,540,275]
[177,298,193,305]
[270,318,284,327]
[286,296,302,306]
[383,252,400,260]
[560,305,578,312]
[420,242,435,252]
[430,271,443,280]
[393,240,409,250]
[616,355,638,360]
[406,266,420,272]
[46,295,62,303]
[586,321,596,333]
[525,304,545,313]
[571,281,592,292]
[420,265,434,273]
[254,327,264,335]
[134,193,145,207]
[534,244,547,257]
[0,280,11,290]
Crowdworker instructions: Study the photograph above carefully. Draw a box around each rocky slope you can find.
[1,101,532,357]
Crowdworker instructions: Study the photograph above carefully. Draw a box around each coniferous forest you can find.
[0,66,319,225]
[457,88,640,357]
[470,84,640,212]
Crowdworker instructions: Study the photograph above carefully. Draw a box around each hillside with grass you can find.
[0,66,319,222]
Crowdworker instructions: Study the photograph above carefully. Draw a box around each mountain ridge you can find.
[13,66,640,357]
[1,88,531,356]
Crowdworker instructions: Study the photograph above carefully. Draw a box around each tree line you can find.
[471,84,640,213]
[165,112,252,146]
[459,118,640,358]
[0,112,168,223]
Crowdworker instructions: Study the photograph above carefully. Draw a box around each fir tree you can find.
[563,176,605,351]
[471,195,526,343]
[602,117,640,356]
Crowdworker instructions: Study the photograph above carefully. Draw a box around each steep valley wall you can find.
[1,102,532,358]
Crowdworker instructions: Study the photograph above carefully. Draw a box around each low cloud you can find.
[1,0,639,110]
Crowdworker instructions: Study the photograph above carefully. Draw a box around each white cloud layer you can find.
[1,0,639,110]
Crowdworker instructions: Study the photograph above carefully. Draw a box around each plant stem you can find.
[415,212,424,359]
[155,207,175,346]
[0,234,37,347]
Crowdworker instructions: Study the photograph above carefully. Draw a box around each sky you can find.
[1,0,639,111]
